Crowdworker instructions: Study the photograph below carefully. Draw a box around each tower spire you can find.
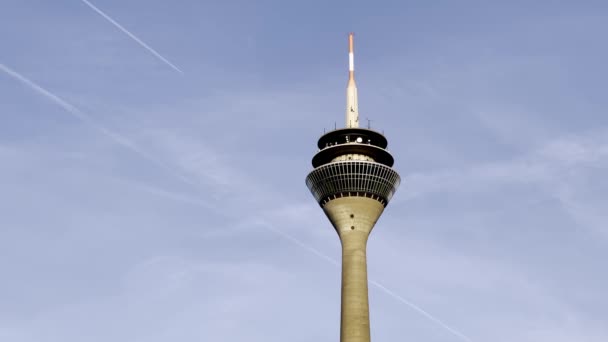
[346,33,359,128]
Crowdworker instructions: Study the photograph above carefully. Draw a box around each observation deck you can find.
[306,128,401,207]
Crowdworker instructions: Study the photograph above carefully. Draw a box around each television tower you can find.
[305,33,401,342]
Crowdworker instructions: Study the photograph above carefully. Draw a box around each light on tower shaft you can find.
[346,32,359,128]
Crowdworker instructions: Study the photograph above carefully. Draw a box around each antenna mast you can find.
[346,33,359,128]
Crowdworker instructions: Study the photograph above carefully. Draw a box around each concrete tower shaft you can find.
[324,197,384,342]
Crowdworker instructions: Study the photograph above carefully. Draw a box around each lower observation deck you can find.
[306,161,401,207]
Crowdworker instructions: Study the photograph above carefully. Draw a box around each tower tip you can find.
[346,33,358,127]
[347,33,355,74]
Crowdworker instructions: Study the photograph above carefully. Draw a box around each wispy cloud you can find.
[400,131,608,201]
[80,0,183,74]
[396,130,608,244]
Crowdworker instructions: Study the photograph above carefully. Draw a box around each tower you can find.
[305,34,400,342]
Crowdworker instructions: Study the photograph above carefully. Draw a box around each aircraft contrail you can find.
[80,0,183,74]
[1,62,472,342]
[0,63,195,187]
[262,223,474,342]
[263,225,340,267]
[369,280,473,342]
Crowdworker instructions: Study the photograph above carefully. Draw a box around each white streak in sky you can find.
[260,222,474,342]
[369,280,474,342]
[80,0,183,74]
[263,225,340,267]
[0,63,195,187]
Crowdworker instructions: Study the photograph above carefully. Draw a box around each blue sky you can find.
[1,1,607,341]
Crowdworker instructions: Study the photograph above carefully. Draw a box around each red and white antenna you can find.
[346,33,359,128]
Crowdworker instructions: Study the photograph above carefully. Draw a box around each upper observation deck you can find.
[312,128,395,168]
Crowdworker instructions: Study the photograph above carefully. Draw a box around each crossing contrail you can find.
[1,62,471,342]
[369,280,473,342]
[262,222,473,342]
[80,0,183,74]
[0,63,195,187]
